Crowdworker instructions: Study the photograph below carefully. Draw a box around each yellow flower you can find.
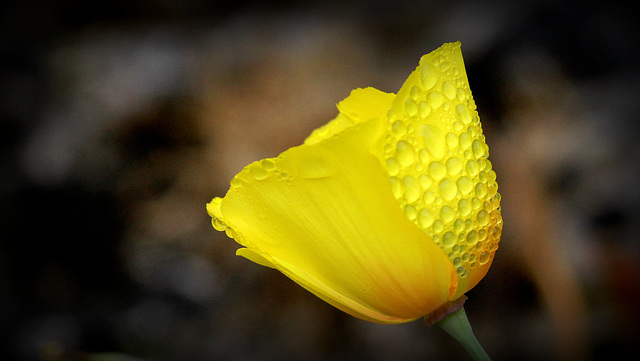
[207,42,502,324]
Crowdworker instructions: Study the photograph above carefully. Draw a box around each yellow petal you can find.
[210,92,457,323]
[304,87,395,145]
[377,42,502,299]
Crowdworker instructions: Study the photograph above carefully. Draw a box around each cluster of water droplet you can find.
[382,43,502,278]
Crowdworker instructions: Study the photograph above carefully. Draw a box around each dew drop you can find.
[261,159,276,171]
[391,120,406,137]
[474,183,487,198]
[471,197,481,210]
[442,81,457,99]
[456,176,474,195]
[386,158,401,176]
[459,132,472,149]
[404,204,417,220]
[429,161,447,179]
[453,257,462,267]
[477,210,489,226]
[454,218,465,232]
[458,198,471,216]
[230,177,242,188]
[419,174,433,189]
[410,85,421,100]
[472,139,485,158]
[457,267,467,277]
[455,104,472,124]
[446,156,463,176]
[404,176,421,203]
[419,209,435,228]
[427,92,445,109]
[466,230,478,245]
[212,217,226,232]
[433,219,444,233]
[440,205,456,222]
[443,231,455,247]
[421,63,438,90]
[418,149,429,164]
[419,124,446,159]
[445,132,459,148]
[466,160,480,176]
[250,166,269,180]
[389,177,403,198]
[396,141,415,166]
[423,190,435,204]
[418,101,431,118]
[405,98,418,116]
[492,226,502,240]
[457,88,467,102]
[438,178,457,201]
[478,251,490,265]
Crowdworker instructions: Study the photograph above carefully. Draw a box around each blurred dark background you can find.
[2,1,639,360]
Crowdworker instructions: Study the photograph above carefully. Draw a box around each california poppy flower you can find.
[207,42,502,325]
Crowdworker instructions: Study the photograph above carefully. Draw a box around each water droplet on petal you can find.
[419,125,446,159]
[230,177,242,188]
[466,160,480,176]
[458,198,471,216]
[418,101,431,118]
[389,177,403,198]
[250,166,269,180]
[456,104,472,124]
[405,98,418,116]
[429,161,447,179]
[466,230,478,245]
[419,209,435,228]
[404,204,417,220]
[410,85,421,100]
[386,158,401,176]
[445,132,459,148]
[427,91,445,109]
[396,141,415,166]
[443,231,455,247]
[477,210,489,226]
[459,132,472,149]
[472,139,485,157]
[438,178,457,201]
[261,159,276,171]
[419,174,433,189]
[456,176,474,195]
[403,176,421,203]
[391,120,407,137]
[479,251,490,265]
[440,205,456,222]
[421,63,438,90]
[442,81,457,99]
[474,183,487,198]
[446,156,463,176]
[457,88,467,102]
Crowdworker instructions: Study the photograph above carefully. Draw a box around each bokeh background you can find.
[2,1,639,360]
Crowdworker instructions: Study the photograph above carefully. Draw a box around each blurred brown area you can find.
[2,1,639,361]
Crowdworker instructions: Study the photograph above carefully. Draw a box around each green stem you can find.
[436,306,492,361]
